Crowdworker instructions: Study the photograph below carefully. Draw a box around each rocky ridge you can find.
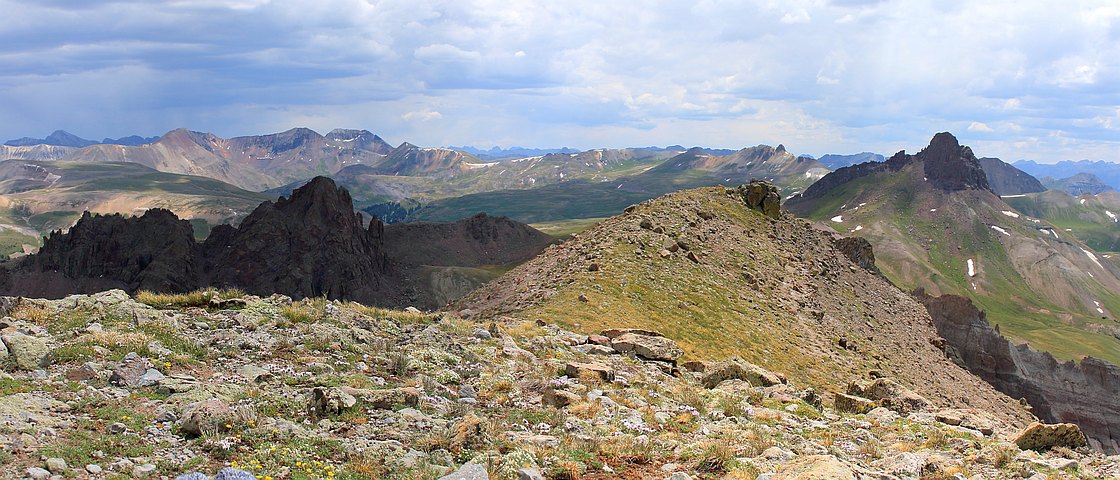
[454,182,1032,426]
[1,289,1117,479]
[1,177,550,308]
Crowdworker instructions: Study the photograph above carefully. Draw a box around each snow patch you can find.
[463,162,498,169]
[1001,210,1020,218]
[1001,194,1028,198]
[1081,248,1104,269]
[990,225,1010,236]
[1080,198,1087,205]
[967,259,976,277]
[930,208,937,212]
[1107,210,1117,222]
[853,225,863,232]
[831,215,843,223]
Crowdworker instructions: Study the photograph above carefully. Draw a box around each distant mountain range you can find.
[816,152,885,169]
[4,130,159,147]
[1015,159,1120,192]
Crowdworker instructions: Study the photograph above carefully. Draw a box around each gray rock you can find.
[517,468,545,480]
[666,473,693,480]
[573,344,615,355]
[2,333,51,370]
[439,462,488,480]
[458,384,477,399]
[26,467,50,480]
[137,368,166,387]
[215,467,257,480]
[110,352,153,387]
[134,463,158,478]
[174,473,208,480]
[471,328,492,340]
[45,457,67,473]
[237,364,272,382]
[85,465,103,475]
[610,332,683,363]
[108,422,128,434]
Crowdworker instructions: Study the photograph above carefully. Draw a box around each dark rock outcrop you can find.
[919,132,991,192]
[204,176,399,302]
[979,157,1046,196]
[1,177,552,307]
[833,237,878,273]
[731,180,781,219]
[917,289,1120,453]
[31,209,203,293]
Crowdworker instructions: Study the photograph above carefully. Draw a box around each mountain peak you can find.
[917,132,991,192]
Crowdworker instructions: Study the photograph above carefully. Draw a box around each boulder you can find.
[1,333,51,370]
[701,357,782,388]
[733,181,782,219]
[833,392,876,414]
[611,333,683,363]
[771,455,855,479]
[847,378,929,414]
[110,352,153,388]
[309,387,358,416]
[565,362,615,382]
[1013,422,1088,451]
[178,398,235,436]
[572,344,615,355]
[543,387,580,408]
[214,468,257,480]
[357,387,420,410]
[439,462,488,480]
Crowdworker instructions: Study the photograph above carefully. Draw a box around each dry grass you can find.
[136,288,245,309]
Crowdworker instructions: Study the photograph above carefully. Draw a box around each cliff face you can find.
[917,290,1120,453]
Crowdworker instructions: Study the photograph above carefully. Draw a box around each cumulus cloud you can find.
[0,0,1116,162]
[968,122,994,133]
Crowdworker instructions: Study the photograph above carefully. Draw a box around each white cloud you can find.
[968,122,994,133]
[402,110,443,122]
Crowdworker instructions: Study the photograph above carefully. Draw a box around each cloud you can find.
[968,122,994,133]
[0,0,1116,163]
[402,110,443,122]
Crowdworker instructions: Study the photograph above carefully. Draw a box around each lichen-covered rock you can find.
[178,398,235,436]
[833,392,876,414]
[308,387,358,417]
[1014,422,1088,451]
[565,362,615,382]
[733,180,782,219]
[1,333,50,370]
[848,378,929,414]
[701,357,782,388]
[610,332,683,363]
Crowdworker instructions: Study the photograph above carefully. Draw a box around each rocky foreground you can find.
[1,290,1119,479]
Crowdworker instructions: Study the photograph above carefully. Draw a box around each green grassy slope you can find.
[790,163,1120,365]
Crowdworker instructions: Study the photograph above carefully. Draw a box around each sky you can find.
[1,0,1118,162]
